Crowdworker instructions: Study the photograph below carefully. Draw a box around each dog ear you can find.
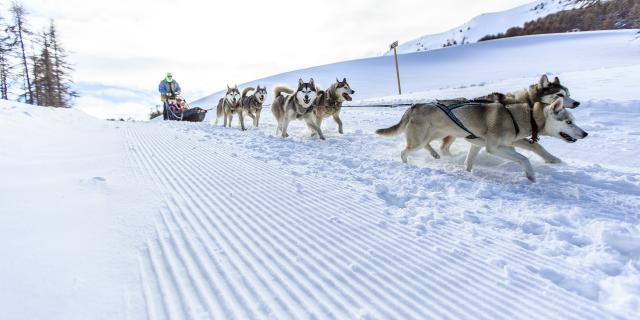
[309,78,315,86]
[343,77,347,83]
[552,76,560,85]
[550,98,564,114]
[227,84,230,90]
[539,75,550,88]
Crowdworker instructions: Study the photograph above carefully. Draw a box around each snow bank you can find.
[0,101,159,319]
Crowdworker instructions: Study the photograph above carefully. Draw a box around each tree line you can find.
[479,0,640,42]
[0,1,76,107]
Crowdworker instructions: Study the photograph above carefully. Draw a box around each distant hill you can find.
[386,0,604,55]
[480,0,639,41]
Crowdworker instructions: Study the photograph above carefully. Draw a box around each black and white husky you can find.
[240,86,267,128]
[271,78,324,139]
[314,78,355,134]
[215,85,245,130]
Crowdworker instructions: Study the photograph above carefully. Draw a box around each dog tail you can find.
[242,87,255,100]
[216,99,224,115]
[273,85,293,97]
[375,107,412,136]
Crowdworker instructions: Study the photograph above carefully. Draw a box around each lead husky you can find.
[440,75,580,163]
[376,97,588,182]
[240,86,267,127]
[314,78,355,134]
[271,78,324,139]
[215,85,246,130]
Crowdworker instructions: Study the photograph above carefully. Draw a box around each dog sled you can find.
[163,96,208,122]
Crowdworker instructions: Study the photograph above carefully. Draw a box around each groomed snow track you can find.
[125,121,622,320]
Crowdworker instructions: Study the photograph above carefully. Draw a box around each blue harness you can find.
[434,102,481,139]
[433,101,521,140]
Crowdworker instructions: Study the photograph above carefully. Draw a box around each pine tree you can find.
[10,1,34,104]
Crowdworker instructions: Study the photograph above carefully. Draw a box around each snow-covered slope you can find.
[2,29,640,319]
[192,30,639,110]
[0,101,160,319]
[387,0,600,55]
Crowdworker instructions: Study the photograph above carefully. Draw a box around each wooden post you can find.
[390,41,402,95]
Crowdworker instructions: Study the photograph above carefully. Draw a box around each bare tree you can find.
[0,13,17,100]
[10,1,34,104]
[48,21,76,107]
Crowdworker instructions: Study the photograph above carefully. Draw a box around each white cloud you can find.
[22,0,532,100]
[74,95,155,120]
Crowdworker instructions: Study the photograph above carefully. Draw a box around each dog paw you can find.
[545,157,562,164]
[526,173,536,183]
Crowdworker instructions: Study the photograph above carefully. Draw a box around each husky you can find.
[314,78,355,134]
[215,85,246,130]
[439,75,580,163]
[375,97,588,182]
[271,78,324,139]
[241,86,267,127]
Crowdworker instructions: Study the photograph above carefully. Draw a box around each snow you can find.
[387,0,603,55]
[2,30,640,319]
[0,102,160,319]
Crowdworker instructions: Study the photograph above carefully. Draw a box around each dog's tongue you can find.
[343,93,352,101]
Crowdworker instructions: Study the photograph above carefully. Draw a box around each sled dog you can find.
[440,75,581,164]
[314,78,355,134]
[375,96,588,182]
[271,78,324,139]
[241,86,267,127]
[216,85,246,130]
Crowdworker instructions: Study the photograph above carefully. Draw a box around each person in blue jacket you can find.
[159,72,182,119]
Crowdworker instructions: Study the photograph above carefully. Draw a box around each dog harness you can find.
[434,102,480,139]
[435,101,522,140]
[501,104,520,137]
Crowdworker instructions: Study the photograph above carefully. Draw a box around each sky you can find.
[19,0,533,117]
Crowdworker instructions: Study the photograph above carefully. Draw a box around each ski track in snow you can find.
[122,101,638,319]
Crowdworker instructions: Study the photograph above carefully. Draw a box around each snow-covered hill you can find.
[192,30,639,109]
[386,0,601,55]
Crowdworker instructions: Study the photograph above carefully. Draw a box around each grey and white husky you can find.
[439,75,581,163]
[376,96,588,182]
[314,78,355,134]
[271,78,324,139]
[241,86,267,128]
[215,85,245,130]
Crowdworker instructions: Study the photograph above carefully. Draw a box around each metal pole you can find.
[390,41,402,95]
